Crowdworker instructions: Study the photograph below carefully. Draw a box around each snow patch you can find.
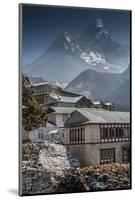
[63,41,69,50]
[96,19,103,28]
[80,51,106,65]
[64,32,71,43]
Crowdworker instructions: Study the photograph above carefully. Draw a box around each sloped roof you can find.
[61,89,81,97]
[92,101,102,105]
[32,81,62,88]
[48,107,76,114]
[65,108,130,125]
[50,95,83,103]
[103,102,114,106]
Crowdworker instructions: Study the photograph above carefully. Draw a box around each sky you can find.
[21,4,131,65]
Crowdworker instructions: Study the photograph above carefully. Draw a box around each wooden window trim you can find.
[100,124,130,143]
[69,125,85,144]
[100,148,115,164]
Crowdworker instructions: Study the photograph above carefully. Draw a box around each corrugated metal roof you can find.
[78,108,130,124]
[49,107,76,114]
[66,108,130,124]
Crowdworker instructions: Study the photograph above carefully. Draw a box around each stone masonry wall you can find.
[22,162,53,195]
[21,143,80,195]
[67,141,130,166]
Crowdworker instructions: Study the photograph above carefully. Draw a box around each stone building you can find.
[102,102,115,111]
[33,81,62,104]
[92,101,115,111]
[28,107,76,143]
[43,95,92,108]
[32,81,115,110]
[64,108,130,166]
[33,81,81,105]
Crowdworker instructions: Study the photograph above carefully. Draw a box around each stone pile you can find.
[22,164,53,195]
[55,163,130,192]
[39,142,80,177]
[22,143,54,195]
[21,143,130,194]
[21,142,80,194]
[22,143,43,161]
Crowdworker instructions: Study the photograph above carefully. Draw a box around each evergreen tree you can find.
[22,74,46,132]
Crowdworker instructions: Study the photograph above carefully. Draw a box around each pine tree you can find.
[22,74,46,134]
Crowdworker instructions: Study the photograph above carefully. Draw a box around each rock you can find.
[97,173,108,182]
[22,143,130,194]
[39,142,80,177]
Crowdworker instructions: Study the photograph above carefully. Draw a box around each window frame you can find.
[38,132,44,142]
[100,148,115,164]
[100,124,130,143]
[69,125,85,144]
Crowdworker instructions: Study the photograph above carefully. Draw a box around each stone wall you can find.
[39,142,80,177]
[21,142,80,195]
[67,141,130,166]
[64,124,130,166]
[85,124,100,143]
[22,162,53,195]
[64,124,100,144]
[21,143,54,195]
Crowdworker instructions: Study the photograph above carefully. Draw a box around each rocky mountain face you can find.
[23,18,129,82]
[78,19,129,69]
[65,66,130,111]
[23,18,130,111]
[23,32,91,82]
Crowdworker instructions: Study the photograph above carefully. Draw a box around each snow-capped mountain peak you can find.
[23,18,129,82]
[63,31,72,43]
[96,18,103,28]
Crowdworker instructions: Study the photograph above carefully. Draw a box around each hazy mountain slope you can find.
[65,69,123,100]
[29,76,45,84]
[109,79,130,111]
[23,32,93,82]
[65,66,130,111]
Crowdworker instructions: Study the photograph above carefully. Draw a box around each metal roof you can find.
[50,95,83,103]
[32,81,62,88]
[67,108,130,124]
[49,107,76,114]
[103,102,114,106]
[79,108,130,124]
[61,89,81,96]
[92,101,102,105]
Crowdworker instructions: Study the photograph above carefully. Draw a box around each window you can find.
[63,114,68,123]
[104,128,108,138]
[112,128,115,138]
[119,128,124,138]
[70,126,85,144]
[122,149,128,163]
[115,128,119,138]
[38,132,44,142]
[100,124,130,143]
[100,148,115,164]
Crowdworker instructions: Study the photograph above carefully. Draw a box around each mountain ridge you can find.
[65,66,130,111]
[23,18,129,82]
